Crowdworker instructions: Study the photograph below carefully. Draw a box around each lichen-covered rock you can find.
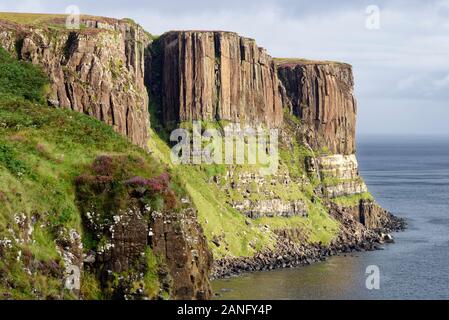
[278,60,357,155]
[95,207,148,275]
[151,209,213,300]
[148,31,283,128]
[233,199,307,219]
[0,18,150,148]
[311,154,368,198]
[75,155,213,300]
[329,200,406,232]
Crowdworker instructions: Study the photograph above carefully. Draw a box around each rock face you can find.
[75,155,213,300]
[233,199,307,219]
[0,18,150,148]
[215,171,308,219]
[151,209,213,300]
[329,200,406,232]
[278,60,357,155]
[0,13,404,299]
[147,31,283,127]
[278,60,368,199]
[308,154,368,198]
[83,205,212,300]
[95,207,149,275]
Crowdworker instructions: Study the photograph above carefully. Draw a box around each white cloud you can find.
[0,0,447,134]
[434,74,449,88]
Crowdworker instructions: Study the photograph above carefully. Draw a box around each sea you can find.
[213,135,449,300]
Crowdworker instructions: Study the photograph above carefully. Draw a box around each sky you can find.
[1,0,448,136]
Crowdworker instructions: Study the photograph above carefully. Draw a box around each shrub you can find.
[125,173,170,194]
[0,143,28,176]
[91,155,116,176]
[0,47,49,103]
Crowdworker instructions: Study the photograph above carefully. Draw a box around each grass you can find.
[254,196,339,246]
[0,12,150,37]
[321,176,364,187]
[148,129,275,259]
[0,13,69,25]
[0,48,49,103]
[275,58,352,67]
[0,12,120,28]
[0,47,166,299]
[147,111,341,257]
[143,249,163,298]
[331,192,374,207]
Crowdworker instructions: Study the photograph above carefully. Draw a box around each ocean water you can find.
[213,136,449,300]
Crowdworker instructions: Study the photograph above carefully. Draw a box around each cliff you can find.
[0,15,150,148]
[0,13,405,301]
[276,59,395,230]
[277,59,356,155]
[147,31,283,127]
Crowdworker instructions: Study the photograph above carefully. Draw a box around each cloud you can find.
[394,72,449,100]
[434,74,449,88]
[0,0,447,135]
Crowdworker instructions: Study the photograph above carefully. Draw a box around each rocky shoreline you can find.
[211,208,406,280]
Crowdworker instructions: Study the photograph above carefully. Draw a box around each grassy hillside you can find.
[147,111,340,260]
[0,47,169,299]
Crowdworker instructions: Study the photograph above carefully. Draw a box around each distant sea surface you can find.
[213,135,449,300]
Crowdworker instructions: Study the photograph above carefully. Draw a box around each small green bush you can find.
[0,47,49,103]
[0,143,28,176]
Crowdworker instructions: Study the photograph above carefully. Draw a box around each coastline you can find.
[211,208,406,280]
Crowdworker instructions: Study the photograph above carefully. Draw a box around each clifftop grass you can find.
[275,58,352,68]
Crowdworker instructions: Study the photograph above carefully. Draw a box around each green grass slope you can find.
[0,47,168,299]
[147,111,340,260]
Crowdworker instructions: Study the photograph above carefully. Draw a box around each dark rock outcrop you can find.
[278,60,357,155]
[147,31,283,128]
[83,205,213,300]
[75,155,213,300]
[330,200,406,231]
[0,18,150,148]
[151,209,213,300]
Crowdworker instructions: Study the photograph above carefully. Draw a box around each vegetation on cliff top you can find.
[275,58,352,67]
[0,12,118,28]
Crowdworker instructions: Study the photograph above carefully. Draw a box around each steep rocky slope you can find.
[0,15,149,148]
[147,31,283,128]
[145,34,404,280]
[276,58,393,230]
[277,59,356,155]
